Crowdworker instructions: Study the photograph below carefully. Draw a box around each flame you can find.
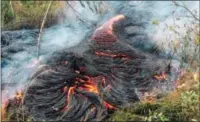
[15,90,23,101]
[1,91,9,120]
[154,72,167,80]
[1,90,24,120]
[1,101,9,120]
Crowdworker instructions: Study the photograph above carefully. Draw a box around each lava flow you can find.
[19,14,179,121]
[61,75,116,112]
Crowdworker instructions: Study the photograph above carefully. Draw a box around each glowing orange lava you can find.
[154,72,167,80]
[61,75,116,111]
[68,87,75,98]
[95,51,130,60]
[91,15,125,42]
[84,84,99,94]
[104,101,116,110]
[77,76,99,94]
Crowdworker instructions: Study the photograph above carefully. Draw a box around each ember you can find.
[14,90,24,104]
[1,90,24,120]
[154,72,167,80]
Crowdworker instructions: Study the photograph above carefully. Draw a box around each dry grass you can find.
[1,1,65,30]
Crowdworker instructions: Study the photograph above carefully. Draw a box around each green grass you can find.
[1,1,64,30]
[107,71,200,122]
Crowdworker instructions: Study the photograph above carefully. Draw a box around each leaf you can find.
[191,119,198,122]
[152,20,159,25]
[193,72,199,82]
[195,34,200,46]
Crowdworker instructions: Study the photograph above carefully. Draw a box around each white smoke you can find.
[1,1,111,99]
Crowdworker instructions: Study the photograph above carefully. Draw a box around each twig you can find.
[173,1,200,22]
[9,0,14,16]
[65,1,88,25]
[37,1,52,59]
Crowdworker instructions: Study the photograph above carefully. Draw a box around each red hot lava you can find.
[91,14,125,43]
[62,75,116,111]
[154,72,167,80]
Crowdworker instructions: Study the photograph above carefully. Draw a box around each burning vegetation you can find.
[2,15,180,121]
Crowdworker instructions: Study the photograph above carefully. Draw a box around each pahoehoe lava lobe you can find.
[23,15,179,121]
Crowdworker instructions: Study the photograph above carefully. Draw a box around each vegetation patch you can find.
[1,1,65,30]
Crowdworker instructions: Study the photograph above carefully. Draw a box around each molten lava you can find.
[91,15,125,43]
[154,72,167,80]
[95,51,130,61]
[83,84,99,94]
[104,101,116,110]
[75,76,99,94]
[61,75,116,112]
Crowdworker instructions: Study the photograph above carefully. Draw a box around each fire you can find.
[1,101,9,120]
[14,90,24,104]
[1,90,24,120]
[91,15,125,43]
[1,91,9,120]
[154,72,167,80]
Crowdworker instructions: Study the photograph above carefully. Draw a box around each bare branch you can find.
[173,1,200,22]
[65,1,89,27]
[10,0,14,15]
[37,1,52,59]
